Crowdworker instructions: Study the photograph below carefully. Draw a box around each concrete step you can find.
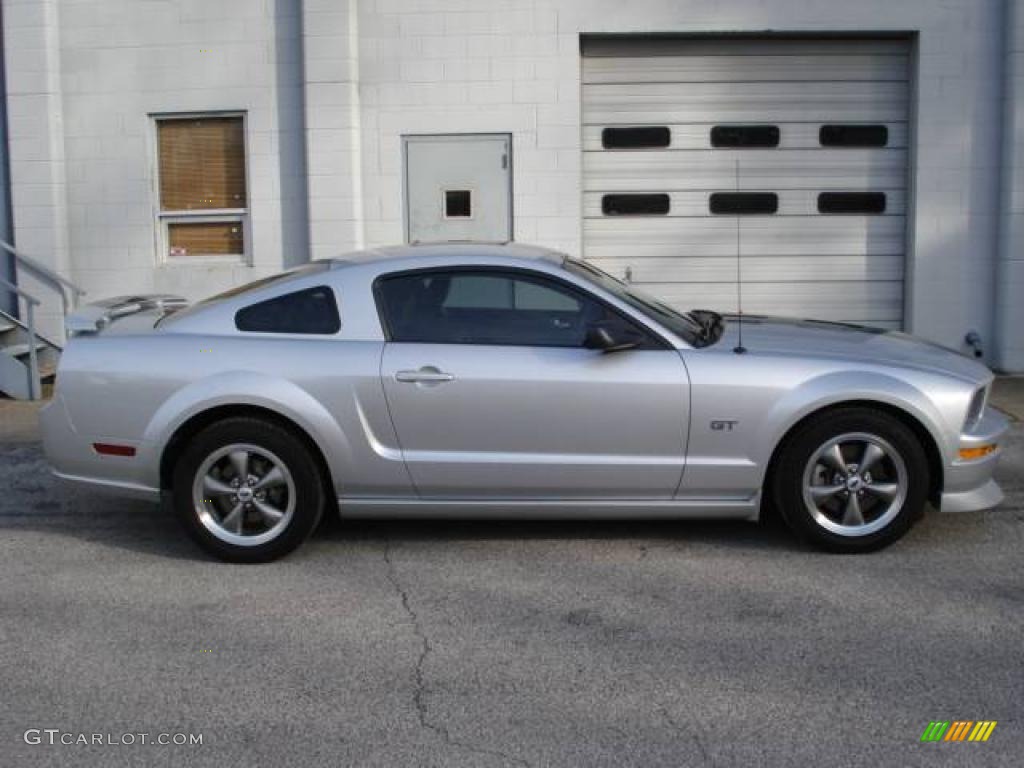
[0,319,15,334]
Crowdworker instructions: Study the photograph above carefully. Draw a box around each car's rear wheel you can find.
[773,407,929,552]
[172,417,324,562]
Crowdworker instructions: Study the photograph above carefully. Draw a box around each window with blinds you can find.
[156,115,248,259]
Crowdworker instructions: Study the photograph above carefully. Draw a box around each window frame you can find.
[151,111,251,265]
[442,188,475,220]
[372,265,671,350]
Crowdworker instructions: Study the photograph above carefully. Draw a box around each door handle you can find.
[395,368,455,384]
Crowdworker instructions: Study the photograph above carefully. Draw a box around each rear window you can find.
[235,285,340,334]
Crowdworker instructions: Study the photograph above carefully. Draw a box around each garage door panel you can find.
[583,54,909,84]
[581,36,910,328]
[587,255,905,284]
[587,103,907,124]
[582,37,911,58]
[583,82,908,126]
[584,217,905,257]
[583,190,906,217]
[637,281,905,324]
[583,123,908,151]
[583,150,907,191]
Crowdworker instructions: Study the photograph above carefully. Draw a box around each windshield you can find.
[564,258,707,345]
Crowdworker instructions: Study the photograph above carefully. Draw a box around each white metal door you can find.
[404,134,512,244]
[581,37,911,329]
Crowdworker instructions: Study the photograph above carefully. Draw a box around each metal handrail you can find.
[0,276,41,399]
[0,238,85,315]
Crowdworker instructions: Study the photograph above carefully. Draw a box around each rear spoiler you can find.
[66,294,189,336]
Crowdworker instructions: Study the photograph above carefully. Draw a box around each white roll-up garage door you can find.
[581,37,911,328]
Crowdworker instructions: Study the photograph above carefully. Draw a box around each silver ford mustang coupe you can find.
[41,243,1007,562]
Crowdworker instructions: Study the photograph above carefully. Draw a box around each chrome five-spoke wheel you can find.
[802,433,908,537]
[192,443,297,547]
[775,407,929,552]
[173,417,325,562]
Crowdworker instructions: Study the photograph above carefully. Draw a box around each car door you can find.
[376,267,690,499]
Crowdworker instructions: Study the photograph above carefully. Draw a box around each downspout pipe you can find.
[0,0,17,317]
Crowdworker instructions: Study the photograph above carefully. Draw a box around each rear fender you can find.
[141,371,354,491]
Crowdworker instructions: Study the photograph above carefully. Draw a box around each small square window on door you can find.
[404,134,512,243]
[443,189,473,219]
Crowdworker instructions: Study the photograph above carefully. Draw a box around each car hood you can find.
[715,315,991,383]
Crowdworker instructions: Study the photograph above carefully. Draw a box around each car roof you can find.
[327,242,567,269]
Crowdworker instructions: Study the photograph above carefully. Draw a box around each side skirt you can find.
[337,494,761,521]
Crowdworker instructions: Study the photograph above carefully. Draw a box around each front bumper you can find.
[938,406,1009,512]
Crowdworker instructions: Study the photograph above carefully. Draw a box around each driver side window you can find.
[376,269,653,348]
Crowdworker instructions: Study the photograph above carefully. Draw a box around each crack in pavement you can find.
[661,707,712,766]
[382,538,531,768]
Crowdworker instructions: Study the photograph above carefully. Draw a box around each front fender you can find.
[755,370,958,476]
[139,371,354,490]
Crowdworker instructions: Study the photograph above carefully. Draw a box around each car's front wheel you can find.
[773,407,930,552]
[172,417,325,562]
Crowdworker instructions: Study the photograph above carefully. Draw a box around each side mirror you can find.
[583,322,640,353]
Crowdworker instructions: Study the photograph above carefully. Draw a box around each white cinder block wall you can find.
[2,0,1021,369]
[348,0,1005,362]
[3,0,310,338]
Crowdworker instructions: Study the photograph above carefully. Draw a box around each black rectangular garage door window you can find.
[709,193,778,215]
[602,193,671,216]
[601,126,671,149]
[818,192,887,214]
[710,125,780,148]
[819,125,888,147]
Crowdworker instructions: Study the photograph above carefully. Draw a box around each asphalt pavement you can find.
[0,400,1021,767]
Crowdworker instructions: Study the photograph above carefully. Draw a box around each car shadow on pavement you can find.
[3,496,803,563]
[316,514,798,553]
[0,439,813,561]
[7,436,1016,563]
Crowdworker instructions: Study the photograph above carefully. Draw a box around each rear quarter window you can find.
[235,285,340,334]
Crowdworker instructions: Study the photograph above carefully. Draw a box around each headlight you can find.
[964,385,988,430]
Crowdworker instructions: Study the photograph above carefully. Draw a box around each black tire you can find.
[772,407,929,553]
[172,417,325,563]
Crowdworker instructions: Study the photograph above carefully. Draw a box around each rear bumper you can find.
[52,470,161,501]
[938,407,1009,513]
[40,394,161,500]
